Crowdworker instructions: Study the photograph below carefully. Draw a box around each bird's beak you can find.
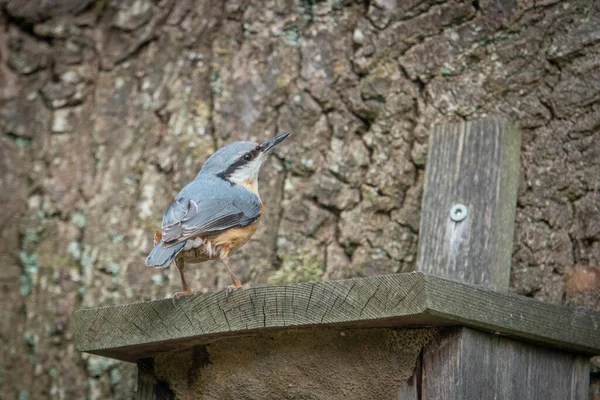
[260,132,291,153]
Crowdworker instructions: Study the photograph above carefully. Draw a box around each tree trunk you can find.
[0,0,598,398]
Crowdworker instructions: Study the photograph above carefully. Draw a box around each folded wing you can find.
[161,196,261,246]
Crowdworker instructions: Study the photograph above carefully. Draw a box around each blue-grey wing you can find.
[161,196,261,244]
[161,197,198,241]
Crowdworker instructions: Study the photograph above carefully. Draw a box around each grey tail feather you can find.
[145,240,186,268]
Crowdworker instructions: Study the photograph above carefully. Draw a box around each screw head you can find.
[450,204,468,222]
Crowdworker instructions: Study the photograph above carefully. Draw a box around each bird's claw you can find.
[225,284,242,298]
[172,289,197,305]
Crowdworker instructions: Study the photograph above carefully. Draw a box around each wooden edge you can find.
[82,315,442,362]
[73,272,430,361]
[422,275,599,355]
[73,272,600,362]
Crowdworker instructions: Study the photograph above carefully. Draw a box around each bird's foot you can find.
[225,284,243,298]
[172,289,196,304]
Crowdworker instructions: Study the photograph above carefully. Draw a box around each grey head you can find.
[198,132,290,188]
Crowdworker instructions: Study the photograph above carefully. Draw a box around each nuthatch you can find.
[146,132,291,298]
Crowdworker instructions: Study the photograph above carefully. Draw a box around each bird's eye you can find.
[243,153,253,162]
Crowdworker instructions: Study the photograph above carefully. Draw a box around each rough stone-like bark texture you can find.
[0,0,598,398]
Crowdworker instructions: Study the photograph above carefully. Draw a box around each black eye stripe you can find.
[242,148,261,162]
[217,146,262,181]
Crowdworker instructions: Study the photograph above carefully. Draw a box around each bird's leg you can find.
[173,257,194,300]
[221,257,243,294]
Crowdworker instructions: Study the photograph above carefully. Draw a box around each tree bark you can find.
[0,0,599,398]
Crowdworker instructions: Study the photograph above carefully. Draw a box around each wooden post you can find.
[416,118,590,399]
[417,118,521,290]
[422,328,590,400]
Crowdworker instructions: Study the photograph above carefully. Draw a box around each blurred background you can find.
[0,0,598,398]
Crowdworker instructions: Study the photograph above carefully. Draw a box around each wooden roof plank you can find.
[73,272,600,362]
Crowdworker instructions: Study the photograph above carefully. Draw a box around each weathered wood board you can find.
[416,118,521,290]
[411,118,594,399]
[73,272,600,362]
[422,327,590,400]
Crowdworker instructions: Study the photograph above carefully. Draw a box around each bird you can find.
[145,132,291,299]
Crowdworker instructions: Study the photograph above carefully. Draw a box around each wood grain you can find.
[72,272,600,362]
[425,274,599,356]
[422,327,590,400]
[416,118,521,290]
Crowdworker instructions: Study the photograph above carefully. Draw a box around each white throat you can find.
[227,159,262,196]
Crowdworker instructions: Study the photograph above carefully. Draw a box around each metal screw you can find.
[450,204,468,222]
